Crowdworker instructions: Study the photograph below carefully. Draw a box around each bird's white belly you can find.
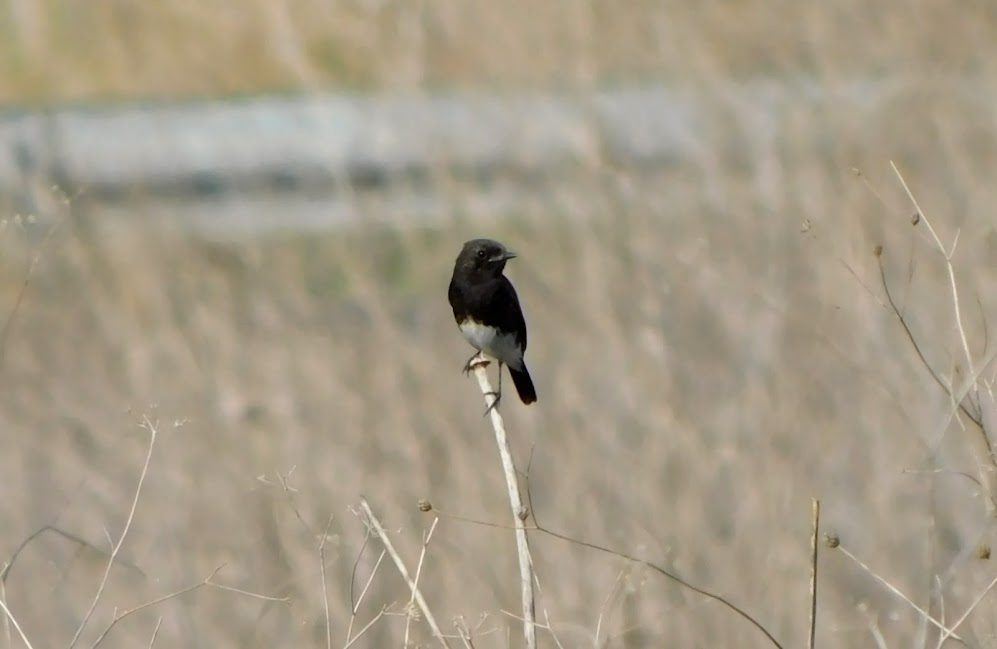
[460,320,523,369]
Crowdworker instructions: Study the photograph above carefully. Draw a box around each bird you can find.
[448,238,537,411]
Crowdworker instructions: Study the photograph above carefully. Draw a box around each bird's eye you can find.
[477,249,486,258]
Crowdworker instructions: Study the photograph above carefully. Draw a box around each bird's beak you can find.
[503,250,518,260]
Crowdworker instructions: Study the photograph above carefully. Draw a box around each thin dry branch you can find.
[404,517,440,649]
[422,500,785,649]
[319,514,335,649]
[888,163,997,515]
[594,564,628,647]
[357,497,451,649]
[342,607,388,649]
[528,566,566,649]
[0,597,33,649]
[145,617,163,649]
[70,415,159,649]
[90,566,221,649]
[877,253,982,427]
[935,572,997,646]
[1,569,11,649]
[891,162,976,386]
[2,525,145,586]
[808,498,819,649]
[831,540,965,644]
[467,355,537,649]
[533,524,785,649]
[345,533,386,646]
[90,564,288,648]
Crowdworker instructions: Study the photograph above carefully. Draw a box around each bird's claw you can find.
[462,353,490,375]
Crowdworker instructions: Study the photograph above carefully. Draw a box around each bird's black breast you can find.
[448,275,527,350]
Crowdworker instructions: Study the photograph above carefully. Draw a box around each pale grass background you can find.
[2,1,997,648]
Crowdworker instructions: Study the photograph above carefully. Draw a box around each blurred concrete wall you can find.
[2,79,949,194]
[0,77,987,230]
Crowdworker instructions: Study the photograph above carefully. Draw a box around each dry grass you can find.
[3,2,997,648]
[2,0,997,100]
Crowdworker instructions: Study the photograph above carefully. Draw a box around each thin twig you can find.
[2,525,145,585]
[879,242,997,514]
[70,415,159,649]
[891,162,976,388]
[454,620,475,649]
[534,524,784,649]
[1,563,11,649]
[205,578,290,602]
[90,564,288,648]
[404,517,440,649]
[467,355,537,649]
[932,575,945,649]
[90,565,223,649]
[594,564,628,648]
[530,567,566,649]
[342,607,387,649]
[345,541,386,646]
[347,525,372,638]
[0,598,33,649]
[423,503,784,649]
[146,617,163,649]
[877,253,981,426]
[319,514,335,649]
[935,572,997,645]
[358,498,451,649]
[809,498,819,649]
[833,542,963,643]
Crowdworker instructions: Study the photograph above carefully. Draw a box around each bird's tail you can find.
[509,364,537,404]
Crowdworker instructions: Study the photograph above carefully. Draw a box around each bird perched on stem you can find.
[448,238,537,412]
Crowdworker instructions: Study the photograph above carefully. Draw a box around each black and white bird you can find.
[448,238,537,410]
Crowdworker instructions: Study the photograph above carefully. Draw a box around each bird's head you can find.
[455,238,517,277]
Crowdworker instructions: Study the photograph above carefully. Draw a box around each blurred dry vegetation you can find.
[3,1,997,648]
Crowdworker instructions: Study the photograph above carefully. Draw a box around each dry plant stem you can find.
[808,498,819,649]
[1,565,11,648]
[936,572,997,646]
[90,566,220,649]
[0,597,33,649]
[2,525,146,586]
[890,164,988,431]
[876,256,982,428]
[345,543,386,646]
[318,514,335,649]
[146,617,163,649]
[469,356,537,649]
[90,564,287,648]
[594,564,627,647]
[404,517,440,649]
[70,415,159,649]
[526,569,565,649]
[928,575,944,649]
[455,622,474,649]
[342,608,387,649]
[834,543,963,643]
[890,162,976,385]
[878,164,997,513]
[881,249,997,491]
[439,507,784,648]
[357,498,451,649]
[205,579,289,602]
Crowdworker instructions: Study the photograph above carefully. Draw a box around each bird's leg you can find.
[483,362,503,415]
[463,351,490,375]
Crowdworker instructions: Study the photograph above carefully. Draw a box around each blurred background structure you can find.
[2,1,997,647]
